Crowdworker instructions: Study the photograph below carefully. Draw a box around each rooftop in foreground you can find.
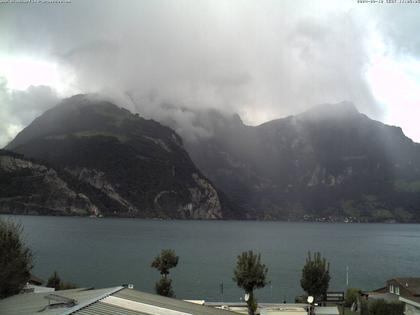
[0,286,340,315]
[0,286,237,315]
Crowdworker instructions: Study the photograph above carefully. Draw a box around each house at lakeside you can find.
[21,274,55,294]
[367,277,420,315]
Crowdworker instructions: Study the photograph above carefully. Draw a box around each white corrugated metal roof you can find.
[260,306,307,315]
[102,295,193,315]
[0,287,122,315]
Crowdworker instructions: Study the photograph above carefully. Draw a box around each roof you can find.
[314,306,339,315]
[391,278,420,295]
[81,288,237,315]
[0,287,238,315]
[29,274,44,285]
[370,286,387,294]
[203,303,337,315]
[0,287,119,315]
[260,306,307,315]
[22,283,55,293]
[399,295,420,307]
[367,292,400,303]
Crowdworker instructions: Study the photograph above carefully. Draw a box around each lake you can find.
[2,215,420,302]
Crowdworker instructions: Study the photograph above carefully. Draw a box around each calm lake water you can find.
[2,215,420,302]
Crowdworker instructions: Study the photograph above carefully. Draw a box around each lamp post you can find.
[307,296,314,315]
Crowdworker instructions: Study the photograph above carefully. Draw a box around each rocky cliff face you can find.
[0,151,97,215]
[4,95,241,219]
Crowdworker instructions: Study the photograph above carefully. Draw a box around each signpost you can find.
[325,291,345,314]
[325,291,344,303]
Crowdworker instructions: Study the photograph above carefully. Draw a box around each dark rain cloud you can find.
[0,0,419,145]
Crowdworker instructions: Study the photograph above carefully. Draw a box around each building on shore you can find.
[20,274,55,294]
[367,277,420,315]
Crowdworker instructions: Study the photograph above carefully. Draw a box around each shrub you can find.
[369,300,404,315]
[345,288,360,307]
[0,218,33,298]
[361,299,404,315]
[295,295,308,303]
[155,278,174,297]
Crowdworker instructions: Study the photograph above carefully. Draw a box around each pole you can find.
[346,265,349,287]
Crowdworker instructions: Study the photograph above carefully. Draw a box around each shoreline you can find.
[1,213,419,224]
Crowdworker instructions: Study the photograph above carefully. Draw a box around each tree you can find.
[151,249,179,297]
[47,271,77,291]
[300,251,330,302]
[233,250,268,315]
[0,218,33,298]
[47,271,61,290]
[151,249,179,278]
[155,278,174,297]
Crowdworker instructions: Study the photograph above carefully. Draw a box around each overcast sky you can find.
[1,0,420,146]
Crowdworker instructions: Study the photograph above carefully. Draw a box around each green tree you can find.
[47,271,61,290]
[300,251,330,302]
[233,250,268,315]
[151,249,179,278]
[151,249,179,297]
[0,218,33,299]
[155,278,174,297]
[47,271,77,291]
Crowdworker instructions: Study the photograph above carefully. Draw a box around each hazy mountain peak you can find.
[5,95,134,150]
[299,101,359,121]
[57,94,132,116]
[184,98,420,222]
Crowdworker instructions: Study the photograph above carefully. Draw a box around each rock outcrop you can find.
[0,151,97,215]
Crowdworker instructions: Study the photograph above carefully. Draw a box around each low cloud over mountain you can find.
[1,1,420,146]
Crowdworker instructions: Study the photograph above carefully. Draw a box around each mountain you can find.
[4,95,241,219]
[171,102,420,222]
[4,96,420,222]
[0,150,98,216]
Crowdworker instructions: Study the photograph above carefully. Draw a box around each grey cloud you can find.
[372,6,420,56]
[0,80,58,147]
[287,13,379,117]
[60,40,119,60]
[0,0,419,143]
